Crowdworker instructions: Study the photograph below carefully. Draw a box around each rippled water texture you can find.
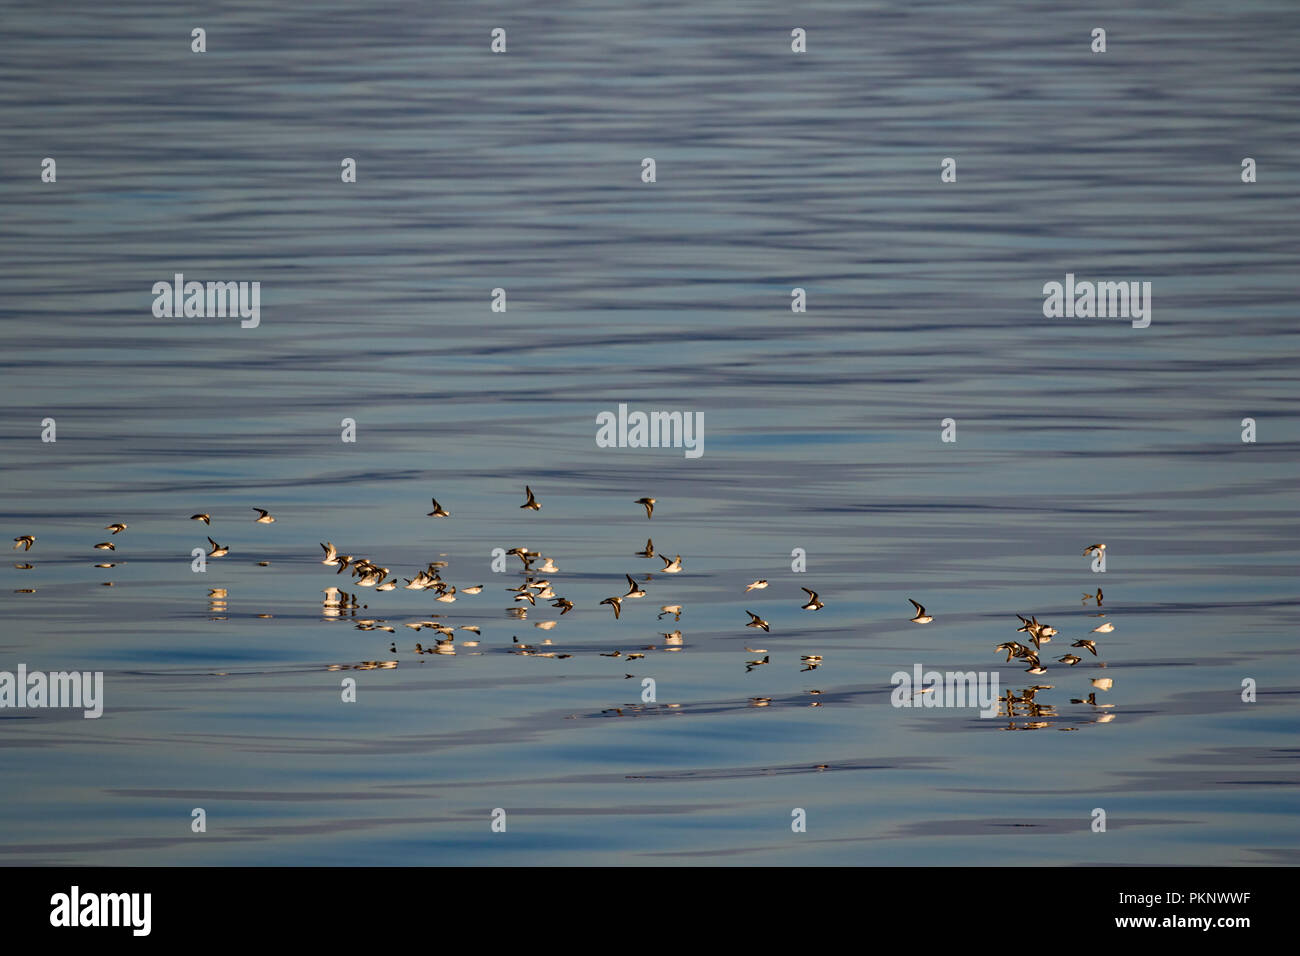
[1,1,1298,864]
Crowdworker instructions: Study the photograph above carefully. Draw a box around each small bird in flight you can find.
[552,597,575,615]
[800,588,824,610]
[93,541,115,551]
[207,537,229,558]
[12,535,35,551]
[600,596,622,619]
[995,641,1026,662]
[105,523,128,534]
[520,486,541,511]
[635,497,655,519]
[660,554,683,573]
[427,498,450,518]
[908,599,933,624]
[1057,654,1083,666]
[253,508,276,524]
[658,604,682,621]
[745,579,768,592]
[1083,543,1106,556]
[1072,639,1098,656]
[623,574,646,599]
[637,539,655,558]
[1091,622,1115,633]
[190,513,211,525]
[745,610,770,632]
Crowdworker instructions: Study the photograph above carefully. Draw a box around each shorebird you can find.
[105,523,127,534]
[1083,543,1106,556]
[1091,678,1113,691]
[206,537,229,557]
[253,508,275,524]
[638,539,655,558]
[995,641,1026,662]
[745,610,770,632]
[435,588,457,603]
[520,486,541,511]
[908,599,933,624]
[745,579,768,592]
[93,542,115,551]
[600,596,622,619]
[1092,622,1115,633]
[623,574,646,599]
[504,547,537,571]
[800,587,824,610]
[745,655,769,672]
[537,557,559,573]
[12,535,35,551]
[321,542,339,565]
[552,597,574,615]
[461,585,484,594]
[1016,615,1055,648]
[1057,654,1082,666]
[190,513,211,525]
[1072,639,1098,656]
[376,580,397,591]
[426,498,450,517]
[658,604,682,621]
[660,554,683,573]
[635,497,655,519]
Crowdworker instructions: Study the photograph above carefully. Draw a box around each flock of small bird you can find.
[11,496,1118,725]
[10,509,278,583]
[306,487,828,671]
[995,544,1116,725]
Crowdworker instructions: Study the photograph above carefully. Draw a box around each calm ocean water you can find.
[1,1,1298,865]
